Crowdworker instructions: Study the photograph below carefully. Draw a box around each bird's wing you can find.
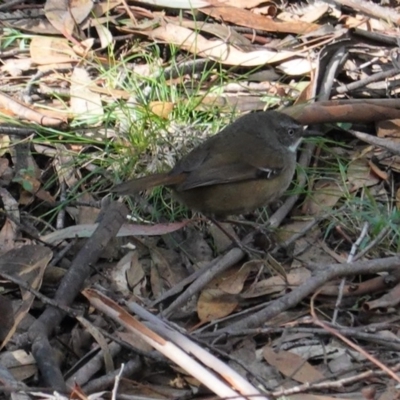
[171,133,287,191]
[175,161,284,191]
[172,141,213,174]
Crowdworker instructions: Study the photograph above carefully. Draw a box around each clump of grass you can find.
[96,46,246,221]
[0,30,320,226]
[298,135,400,257]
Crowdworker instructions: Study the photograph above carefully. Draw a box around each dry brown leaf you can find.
[16,167,56,206]
[148,23,302,66]
[0,92,65,126]
[82,85,131,100]
[0,350,37,381]
[263,346,325,383]
[18,181,40,206]
[70,67,104,122]
[207,0,268,8]
[277,219,326,271]
[200,5,319,34]
[30,36,76,65]
[371,120,400,172]
[364,282,400,311]
[347,158,379,192]
[40,221,190,244]
[278,58,316,76]
[197,264,254,322]
[0,245,53,349]
[0,189,20,254]
[94,23,114,49]
[0,218,19,255]
[378,384,399,400]
[368,160,388,180]
[44,0,93,43]
[150,258,163,299]
[177,227,213,263]
[217,263,255,294]
[65,191,100,225]
[76,316,114,373]
[303,179,344,216]
[197,288,238,323]
[73,38,95,55]
[1,58,34,77]
[265,254,288,280]
[75,192,100,225]
[374,153,400,173]
[228,338,274,386]
[149,101,174,119]
[127,256,146,297]
[242,268,311,298]
[376,119,400,139]
[343,15,390,32]
[51,144,79,189]
[396,188,400,210]
[70,0,95,24]
[92,0,121,17]
[33,187,57,205]
[150,247,189,298]
[175,19,251,46]
[131,0,210,8]
[208,222,238,253]
[109,251,145,296]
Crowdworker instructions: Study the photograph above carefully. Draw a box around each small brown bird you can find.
[113,111,315,217]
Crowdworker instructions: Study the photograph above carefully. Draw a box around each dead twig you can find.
[212,255,400,333]
[349,129,400,156]
[310,290,400,384]
[27,201,128,390]
[335,67,400,95]
[273,362,400,397]
[332,221,369,324]
[161,247,245,318]
[331,0,400,26]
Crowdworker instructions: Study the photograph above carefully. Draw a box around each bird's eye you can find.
[288,129,295,136]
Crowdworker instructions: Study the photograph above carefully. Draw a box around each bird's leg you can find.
[210,218,265,257]
[222,217,277,253]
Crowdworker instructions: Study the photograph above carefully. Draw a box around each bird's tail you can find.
[112,173,185,195]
